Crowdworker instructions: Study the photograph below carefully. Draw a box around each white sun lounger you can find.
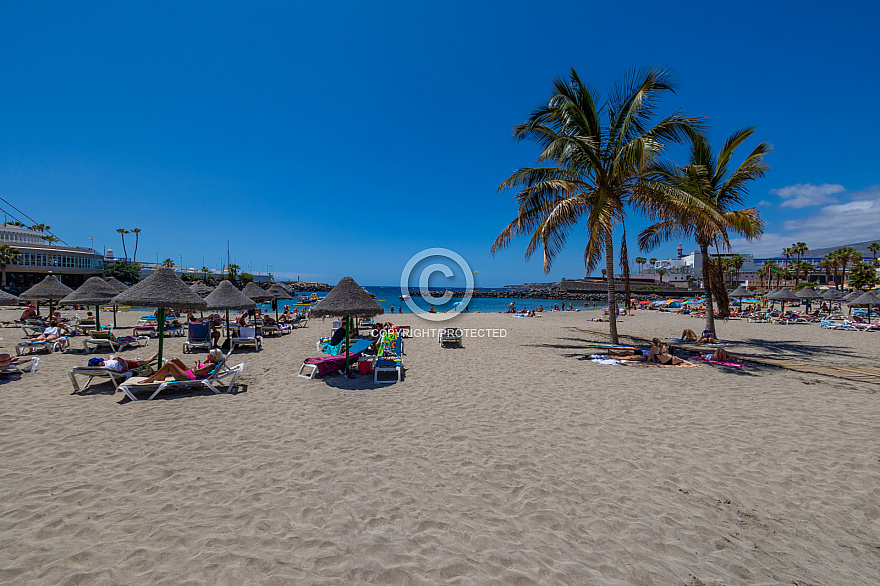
[230,326,261,352]
[117,360,244,401]
[1,356,39,375]
[69,366,133,392]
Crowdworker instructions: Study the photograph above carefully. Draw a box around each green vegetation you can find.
[848,262,879,290]
[492,67,701,343]
[104,260,141,285]
[638,127,769,332]
[0,245,21,287]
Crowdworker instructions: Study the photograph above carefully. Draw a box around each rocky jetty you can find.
[281,281,332,292]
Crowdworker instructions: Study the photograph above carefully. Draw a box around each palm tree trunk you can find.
[701,244,716,334]
[133,234,139,262]
[605,239,619,344]
[1,264,5,287]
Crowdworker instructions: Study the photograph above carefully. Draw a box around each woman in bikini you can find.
[135,349,223,384]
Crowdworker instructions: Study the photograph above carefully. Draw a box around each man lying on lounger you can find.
[133,349,223,384]
[87,353,159,373]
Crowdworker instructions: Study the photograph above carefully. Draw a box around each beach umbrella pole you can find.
[157,307,165,365]
[95,305,101,330]
[226,309,230,345]
[113,306,117,328]
[345,315,351,377]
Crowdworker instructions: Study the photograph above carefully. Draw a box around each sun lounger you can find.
[1,356,39,375]
[82,331,149,353]
[230,326,262,352]
[297,351,363,379]
[16,337,68,356]
[69,366,133,392]
[438,327,462,348]
[374,332,403,383]
[183,322,212,354]
[117,358,244,401]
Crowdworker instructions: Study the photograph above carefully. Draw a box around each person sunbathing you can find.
[699,348,733,362]
[30,321,68,342]
[278,310,293,324]
[88,353,159,372]
[262,314,277,326]
[610,339,664,362]
[696,329,716,344]
[681,328,698,342]
[236,312,249,327]
[135,349,223,384]
[19,306,38,321]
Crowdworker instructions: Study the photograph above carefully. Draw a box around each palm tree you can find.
[0,245,21,287]
[730,253,745,285]
[868,242,880,267]
[781,246,793,274]
[817,257,833,287]
[42,234,60,245]
[228,263,240,282]
[161,258,174,267]
[635,256,647,273]
[638,127,769,335]
[649,258,658,272]
[131,228,141,262]
[657,268,667,284]
[116,228,129,259]
[792,242,808,262]
[837,247,862,288]
[491,66,701,344]
[29,223,50,232]
[201,266,210,282]
[825,251,842,289]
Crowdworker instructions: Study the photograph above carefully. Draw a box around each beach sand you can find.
[1,307,879,584]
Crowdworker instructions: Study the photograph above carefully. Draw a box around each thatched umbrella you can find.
[190,282,214,296]
[265,283,292,321]
[204,280,255,343]
[844,290,862,302]
[19,274,74,320]
[848,290,880,324]
[104,276,129,326]
[311,277,384,377]
[796,286,821,312]
[821,288,844,300]
[112,267,207,363]
[767,287,800,313]
[728,285,752,298]
[59,277,119,330]
[241,282,273,326]
[0,288,20,307]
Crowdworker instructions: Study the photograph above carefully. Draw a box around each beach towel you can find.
[589,354,619,365]
[304,351,361,377]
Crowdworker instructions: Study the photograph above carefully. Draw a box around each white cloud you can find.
[772,183,845,208]
[757,200,772,207]
[730,194,880,256]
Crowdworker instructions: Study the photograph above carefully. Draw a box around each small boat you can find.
[309,293,320,302]
[400,294,410,300]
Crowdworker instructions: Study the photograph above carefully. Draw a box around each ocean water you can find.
[270,286,603,315]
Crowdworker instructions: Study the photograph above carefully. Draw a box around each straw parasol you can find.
[844,290,862,302]
[728,285,752,298]
[265,283,292,321]
[204,280,255,343]
[821,288,844,300]
[59,277,119,330]
[105,276,129,292]
[767,287,800,313]
[311,277,384,377]
[796,286,821,299]
[19,274,75,319]
[103,276,129,327]
[0,288,20,307]
[241,282,273,325]
[112,267,207,363]
[190,282,214,296]
[848,290,880,323]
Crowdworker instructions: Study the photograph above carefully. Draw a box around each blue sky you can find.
[1,1,879,287]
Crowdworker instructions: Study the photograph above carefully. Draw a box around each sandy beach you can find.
[1,307,879,584]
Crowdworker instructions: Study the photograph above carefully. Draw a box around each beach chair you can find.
[297,350,364,379]
[261,324,281,337]
[438,327,462,348]
[69,365,134,392]
[117,356,244,401]
[82,331,149,353]
[183,322,212,354]
[0,356,39,375]
[374,333,403,384]
[230,326,262,352]
[16,337,68,356]
[289,315,308,329]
